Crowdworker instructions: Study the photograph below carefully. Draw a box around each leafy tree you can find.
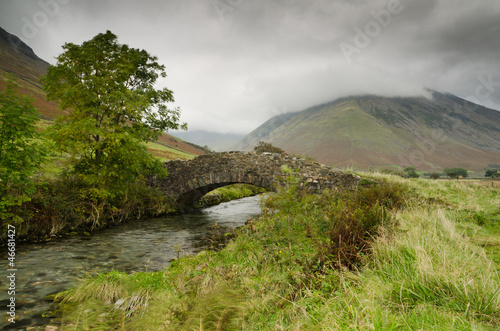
[0,77,45,222]
[429,172,441,180]
[253,141,285,155]
[403,166,419,178]
[485,167,499,177]
[41,31,186,195]
[444,167,468,179]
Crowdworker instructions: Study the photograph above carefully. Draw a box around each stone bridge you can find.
[154,152,360,207]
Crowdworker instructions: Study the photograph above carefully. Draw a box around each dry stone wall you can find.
[155,151,360,206]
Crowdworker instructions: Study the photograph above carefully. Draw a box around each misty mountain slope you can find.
[234,93,500,171]
[233,112,298,152]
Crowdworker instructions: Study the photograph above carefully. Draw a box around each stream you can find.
[1,195,263,330]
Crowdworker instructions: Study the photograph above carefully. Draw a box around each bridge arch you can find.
[175,175,272,206]
[154,152,360,207]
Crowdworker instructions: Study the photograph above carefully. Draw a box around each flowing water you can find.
[1,195,263,330]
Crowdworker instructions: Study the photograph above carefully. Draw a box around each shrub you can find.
[309,181,407,271]
[265,176,408,273]
[444,167,468,179]
[404,166,419,178]
[485,168,500,177]
[253,141,285,154]
[430,172,441,180]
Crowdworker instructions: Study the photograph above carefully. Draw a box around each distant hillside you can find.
[0,27,205,160]
[170,130,244,152]
[233,112,297,152]
[233,93,500,171]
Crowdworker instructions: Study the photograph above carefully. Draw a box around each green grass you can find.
[36,118,54,129]
[145,141,196,161]
[51,173,500,330]
[198,184,268,207]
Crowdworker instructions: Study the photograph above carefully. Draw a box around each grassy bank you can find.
[50,173,500,330]
[197,184,268,207]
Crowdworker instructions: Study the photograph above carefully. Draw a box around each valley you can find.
[0,21,499,331]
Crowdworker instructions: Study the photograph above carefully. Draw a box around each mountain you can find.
[0,26,61,119]
[170,130,244,152]
[233,93,500,171]
[0,27,205,159]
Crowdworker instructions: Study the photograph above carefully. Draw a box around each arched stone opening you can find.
[177,179,273,207]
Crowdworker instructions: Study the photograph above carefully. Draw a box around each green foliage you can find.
[0,77,45,222]
[430,172,441,179]
[485,167,500,177]
[383,166,420,179]
[444,167,469,179]
[404,166,420,178]
[267,178,407,272]
[253,141,285,154]
[41,30,186,191]
[198,184,266,207]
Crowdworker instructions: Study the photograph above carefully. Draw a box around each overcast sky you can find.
[1,0,500,134]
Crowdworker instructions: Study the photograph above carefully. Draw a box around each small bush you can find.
[444,167,469,179]
[253,141,285,154]
[264,176,408,273]
[404,166,420,178]
[308,181,408,271]
[430,172,441,180]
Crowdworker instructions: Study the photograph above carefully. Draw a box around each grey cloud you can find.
[0,0,499,133]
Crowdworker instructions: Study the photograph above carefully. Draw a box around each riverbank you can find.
[1,178,265,245]
[0,176,178,244]
[0,196,264,330]
[49,173,500,329]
